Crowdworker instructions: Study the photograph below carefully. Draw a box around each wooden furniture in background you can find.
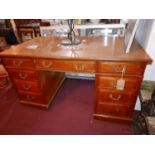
[0,37,10,51]
[18,28,34,42]
[14,19,50,27]
[0,36,152,122]
[14,20,42,42]
[0,64,9,89]
[18,25,41,42]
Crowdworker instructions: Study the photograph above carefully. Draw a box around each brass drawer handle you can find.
[26,95,35,100]
[23,84,32,90]
[112,66,126,73]
[13,60,23,67]
[42,61,53,68]
[19,73,28,79]
[74,64,86,71]
[111,81,116,88]
[109,94,121,101]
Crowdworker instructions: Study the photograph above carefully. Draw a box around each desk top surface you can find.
[0,36,152,63]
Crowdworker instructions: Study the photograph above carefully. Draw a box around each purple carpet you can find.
[0,78,133,135]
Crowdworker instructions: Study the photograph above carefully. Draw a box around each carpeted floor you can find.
[0,78,134,135]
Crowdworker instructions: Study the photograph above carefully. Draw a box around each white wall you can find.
[135,19,155,110]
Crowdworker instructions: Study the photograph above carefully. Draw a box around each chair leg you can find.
[133,114,149,135]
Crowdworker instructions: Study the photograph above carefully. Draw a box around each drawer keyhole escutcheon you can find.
[115,108,120,113]
[13,60,23,67]
[112,65,126,73]
[74,64,86,71]
[111,81,116,88]
[42,61,53,68]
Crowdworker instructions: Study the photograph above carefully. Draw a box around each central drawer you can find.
[34,59,95,73]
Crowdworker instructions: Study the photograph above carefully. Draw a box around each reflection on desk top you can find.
[0,36,152,63]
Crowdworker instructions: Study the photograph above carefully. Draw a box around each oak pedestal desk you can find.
[0,36,152,122]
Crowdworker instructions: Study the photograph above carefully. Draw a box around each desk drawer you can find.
[64,60,95,73]
[19,92,44,103]
[97,89,136,106]
[7,68,38,81]
[97,62,146,75]
[96,75,142,91]
[14,79,41,93]
[3,58,34,69]
[35,59,63,70]
[96,103,133,118]
[35,59,95,73]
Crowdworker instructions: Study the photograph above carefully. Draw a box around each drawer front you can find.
[35,59,62,69]
[97,89,137,105]
[96,75,142,91]
[19,92,44,103]
[3,58,34,69]
[63,60,95,73]
[97,62,146,75]
[14,79,41,93]
[7,68,38,81]
[34,59,95,73]
[96,103,133,118]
